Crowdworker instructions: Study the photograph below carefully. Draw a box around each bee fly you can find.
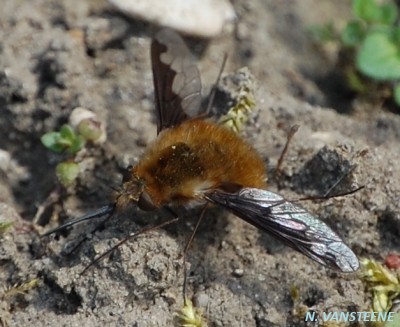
[43,29,359,275]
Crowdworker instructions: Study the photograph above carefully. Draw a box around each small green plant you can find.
[311,0,400,107]
[2,278,40,298]
[41,124,83,187]
[41,124,84,155]
[217,67,257,133]
[360,258,400,327]
[0,221,13,235]
[41,108,105,187]
[55,160,80,187]
[175,298,207,327]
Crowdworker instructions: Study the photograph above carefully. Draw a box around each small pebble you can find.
[0,149,11,171]
[233,268,244,277]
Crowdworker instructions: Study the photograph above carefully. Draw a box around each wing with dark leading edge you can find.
[151,29,202,134]
[205,188,359,272]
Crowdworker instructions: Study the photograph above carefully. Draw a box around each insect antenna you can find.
[80,209,180,275]
[182,204,208,304]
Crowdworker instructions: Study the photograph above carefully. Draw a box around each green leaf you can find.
[353,0,380,22]
[41,124,85,154]
[393,26,400,44]
[56,162,80,187]
[341,21,365,46]
[357,31,400,80]
[59,124,85,154]
[354,0,398,24]
[67,135,84,154]
[378,3,398,25]
[59,125,76,141]
[393,84,400,106]
[41,132,65,153]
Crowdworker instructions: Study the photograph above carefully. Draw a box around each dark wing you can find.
[151,28,202,134]
[205,188,359,272]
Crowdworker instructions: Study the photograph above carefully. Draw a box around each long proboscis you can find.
[41,204,115,237]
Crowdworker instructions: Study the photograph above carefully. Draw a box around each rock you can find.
[108,0,235,37]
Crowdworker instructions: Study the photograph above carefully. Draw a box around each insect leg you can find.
[80,214,180,275]
[182,204,208,305]
[41,204,116,255]
[204,54,228,117]
[274,124,300,181]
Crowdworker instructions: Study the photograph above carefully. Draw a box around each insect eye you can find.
[137,191,157,211]
[219,182,243,193]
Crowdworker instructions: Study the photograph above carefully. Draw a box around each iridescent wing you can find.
[205,188,359,272]
[151,28,202,134]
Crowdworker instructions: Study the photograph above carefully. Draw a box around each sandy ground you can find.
[1,0,400,326]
